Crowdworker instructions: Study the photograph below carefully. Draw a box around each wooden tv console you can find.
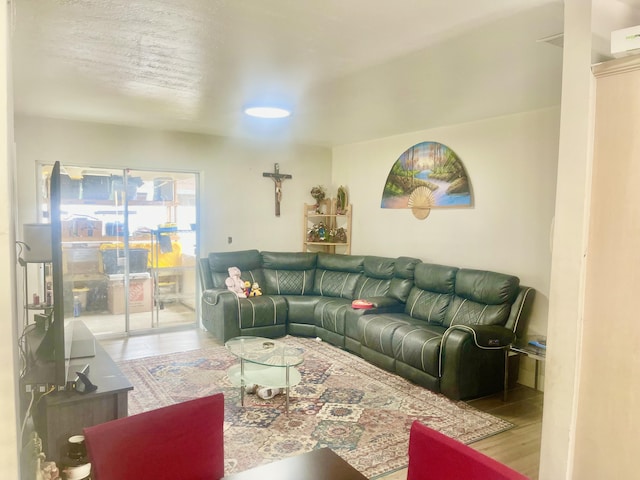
[21,324,133,464]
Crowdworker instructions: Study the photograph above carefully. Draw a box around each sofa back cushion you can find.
[354,256,395,298]
[353,256,421,301]
[388,256,422,303]
[207,250,265,290]
[261,251,317,295]
[405,263,458,324]
[313,253,364,299]
[444,269,520,327]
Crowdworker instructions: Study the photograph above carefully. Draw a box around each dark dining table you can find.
[221,447,369,480]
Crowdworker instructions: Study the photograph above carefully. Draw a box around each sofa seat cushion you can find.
[358,313,419,357]
[343,296,407,344]
[236,295,288,329]
[391,324,446,378]
[284,295,322,325]
[314,297,353,335]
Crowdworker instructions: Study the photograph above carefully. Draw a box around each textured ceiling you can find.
[10,0,639,146]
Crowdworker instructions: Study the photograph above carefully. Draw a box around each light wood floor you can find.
[100,328,543,480]
[74,302,196,336]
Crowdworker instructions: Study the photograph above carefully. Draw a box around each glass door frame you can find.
[36,162,201,338]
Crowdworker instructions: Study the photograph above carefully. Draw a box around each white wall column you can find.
[539,1,593,478]
[1,1,21,478]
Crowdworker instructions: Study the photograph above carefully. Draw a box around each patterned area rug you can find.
[118,336,513,478]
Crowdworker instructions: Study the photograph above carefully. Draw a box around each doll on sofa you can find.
[225,266,247,298]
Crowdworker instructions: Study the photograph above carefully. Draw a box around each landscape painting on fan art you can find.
[381,141,473,209]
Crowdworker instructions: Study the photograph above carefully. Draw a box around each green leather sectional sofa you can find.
[199,250,535,400]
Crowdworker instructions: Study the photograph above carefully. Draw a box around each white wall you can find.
[11,116,331,475]
[539,1,594,478]
[14,116,332,256]
[332,107,560,386]
[14,108,559,387]
[571,56,640,480]
[2,2,20,477]
[14,108,560,394]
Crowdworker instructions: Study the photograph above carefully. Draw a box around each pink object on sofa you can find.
[83,394,224,480]
[407,420,528,480]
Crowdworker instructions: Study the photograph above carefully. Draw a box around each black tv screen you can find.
[36,161,69,386]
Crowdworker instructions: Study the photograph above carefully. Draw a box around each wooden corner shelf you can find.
[303,198,351,254]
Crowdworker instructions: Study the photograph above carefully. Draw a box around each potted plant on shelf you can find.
[310,186,326,213]
[336,186,348,215]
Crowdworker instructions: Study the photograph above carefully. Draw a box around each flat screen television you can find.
[34,161,95,388]
[34,161,68,386]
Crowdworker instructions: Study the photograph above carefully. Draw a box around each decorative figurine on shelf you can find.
[318,222,326,241]
[334,227,347,243]
[225,267,247,298]
[337,185,348,215]
[307,225,320,242]
[249,282,263,297]
[310,186,326,213]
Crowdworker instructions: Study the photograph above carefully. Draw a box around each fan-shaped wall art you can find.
[380,141,473,219]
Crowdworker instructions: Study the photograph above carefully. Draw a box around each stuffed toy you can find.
[225,266,246,298]
[249,282,263,297]
[256,387,282,399]
[245,383,283,399]
[243,280,252,297]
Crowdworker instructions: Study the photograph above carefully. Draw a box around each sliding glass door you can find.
[39,165,199,337]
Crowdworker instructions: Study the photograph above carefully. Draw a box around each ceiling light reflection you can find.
[244,106,291,118]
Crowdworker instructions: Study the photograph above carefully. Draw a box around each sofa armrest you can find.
[202,288,237,306]
[506,285,536,338]
[446,324,515,349]
[439,325,513,400]
[201,288,241,342]
[198,257,214,290]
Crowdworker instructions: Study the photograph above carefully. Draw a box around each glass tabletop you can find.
[225,336,304,367]
[512,335,546,359]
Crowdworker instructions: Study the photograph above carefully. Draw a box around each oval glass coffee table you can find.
[225,336,304,413]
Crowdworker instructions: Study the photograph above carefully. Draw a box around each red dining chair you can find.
[83,394,224,480]
[407,420,528,480]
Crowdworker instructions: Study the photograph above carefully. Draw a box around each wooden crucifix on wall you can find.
[263,163,292,216]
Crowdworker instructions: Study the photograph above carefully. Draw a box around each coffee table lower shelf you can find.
[227,362,301,413]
